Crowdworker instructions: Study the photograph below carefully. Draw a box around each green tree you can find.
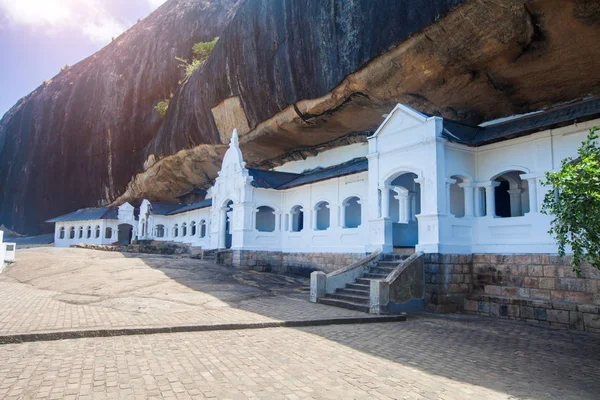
[176,37,219,80]
[192,37,219,64]
[155,99,170,119]
[542,126,600,274]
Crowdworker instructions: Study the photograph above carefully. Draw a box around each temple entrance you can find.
[117,224,133,245]
[223,200,233,249]
[387,173,421,249]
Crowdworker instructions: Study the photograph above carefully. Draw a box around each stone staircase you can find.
[318,254,410,313]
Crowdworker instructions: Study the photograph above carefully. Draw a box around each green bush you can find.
[176,37,219,80]
[155,99,170,119]
[192,37,219,64]
[542,126,600,273]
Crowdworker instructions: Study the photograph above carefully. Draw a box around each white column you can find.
[312,208,317,230]
[459,182,475,217]
[381,186,391,219]
[507,189,523,217]
[521,174,539,214]
[485,182,500,218]
[409,192,417,222]
[275,213,281,232]
[340,204,346,228]
[446,178,457,214]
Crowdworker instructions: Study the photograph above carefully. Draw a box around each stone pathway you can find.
[1,248,599,399]
[0,316,599,399]
[0,248,363,335]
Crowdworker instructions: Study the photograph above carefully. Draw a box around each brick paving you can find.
[0,316,599,399]
[0,248,362,334]
[1,248,599,399]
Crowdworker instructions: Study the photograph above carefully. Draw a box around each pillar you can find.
[459,182,475,217]
[275,212,281,232]
[485,182,500,218]
[446,178,456,215]
[522,175,539,214]
[381,186,391,219]
[340,203,346,228]
[507,189,523,217]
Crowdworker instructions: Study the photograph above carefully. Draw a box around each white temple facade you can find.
[48,101,600,256]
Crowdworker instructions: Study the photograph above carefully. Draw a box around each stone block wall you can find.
[464,254,600,333]
[424,254,473,313]
[424,253,600,332]
[217,250,367,276]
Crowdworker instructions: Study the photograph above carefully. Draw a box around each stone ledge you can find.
[0,315,407,345]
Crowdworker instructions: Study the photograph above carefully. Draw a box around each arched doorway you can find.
[387,172,421,249]
[493,170,529,218]
[222,200,233,249]
[117,224,133,245]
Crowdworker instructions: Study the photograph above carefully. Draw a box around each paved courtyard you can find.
[0,248,363,334]
[0,248,599,399]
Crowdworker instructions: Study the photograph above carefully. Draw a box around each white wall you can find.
[439,118,600,254]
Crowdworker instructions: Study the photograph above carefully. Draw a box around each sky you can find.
[0,0,168,118]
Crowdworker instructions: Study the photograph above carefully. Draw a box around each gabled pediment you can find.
[370,104,433,139]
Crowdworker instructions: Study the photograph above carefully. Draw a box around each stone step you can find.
[363,273,388,279]
[369,268,392,277]
[318,298,370,313]
[377,260,403,266]
[355,278,373,285]
[337,288,370,296]
[346,283,370,291]
[382,254,411,261]
[329,293,370,303]
[372,265,395,271]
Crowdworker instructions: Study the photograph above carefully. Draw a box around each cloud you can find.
[148,0,168,11]
[0,0,128,44]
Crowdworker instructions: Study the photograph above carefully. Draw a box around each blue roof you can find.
[277,157,368,189]
[247,169,300,189]
[246,158,368,191]
[166,199,213,215]
[46,206,118,223]
[150,202,185,215]
[443,97,600,146]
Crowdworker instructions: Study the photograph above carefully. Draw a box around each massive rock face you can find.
[0,0,241,234]
[1,0,600,234]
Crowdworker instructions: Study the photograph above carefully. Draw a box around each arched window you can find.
[105,227,113,239]
[95,225,100,238]
[493,170,529,218]
[59,227,65,239]
[155,224,165,238]
[173,224,179,238]
[78,226,84,239]
[69,227,75,239]
[200,220,206,238]
[315,201,330,231]
[181,223,187,237]
[141,220,145,237]
[290,206,304,232]
[86,226,92,239]
[255,206,276,232]
[343,197,362,228]
[191,221,196,236]
[449,176,466,218]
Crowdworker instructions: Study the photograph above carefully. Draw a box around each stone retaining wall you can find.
[425,253,600,332]
[424,254,473,313]
[217,250,367,276]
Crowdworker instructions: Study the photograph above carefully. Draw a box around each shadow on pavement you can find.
[131,252,600,400]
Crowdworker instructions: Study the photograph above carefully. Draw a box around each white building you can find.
[47,203,137,248]
[47,99,600,261]
[0,231,16,267]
